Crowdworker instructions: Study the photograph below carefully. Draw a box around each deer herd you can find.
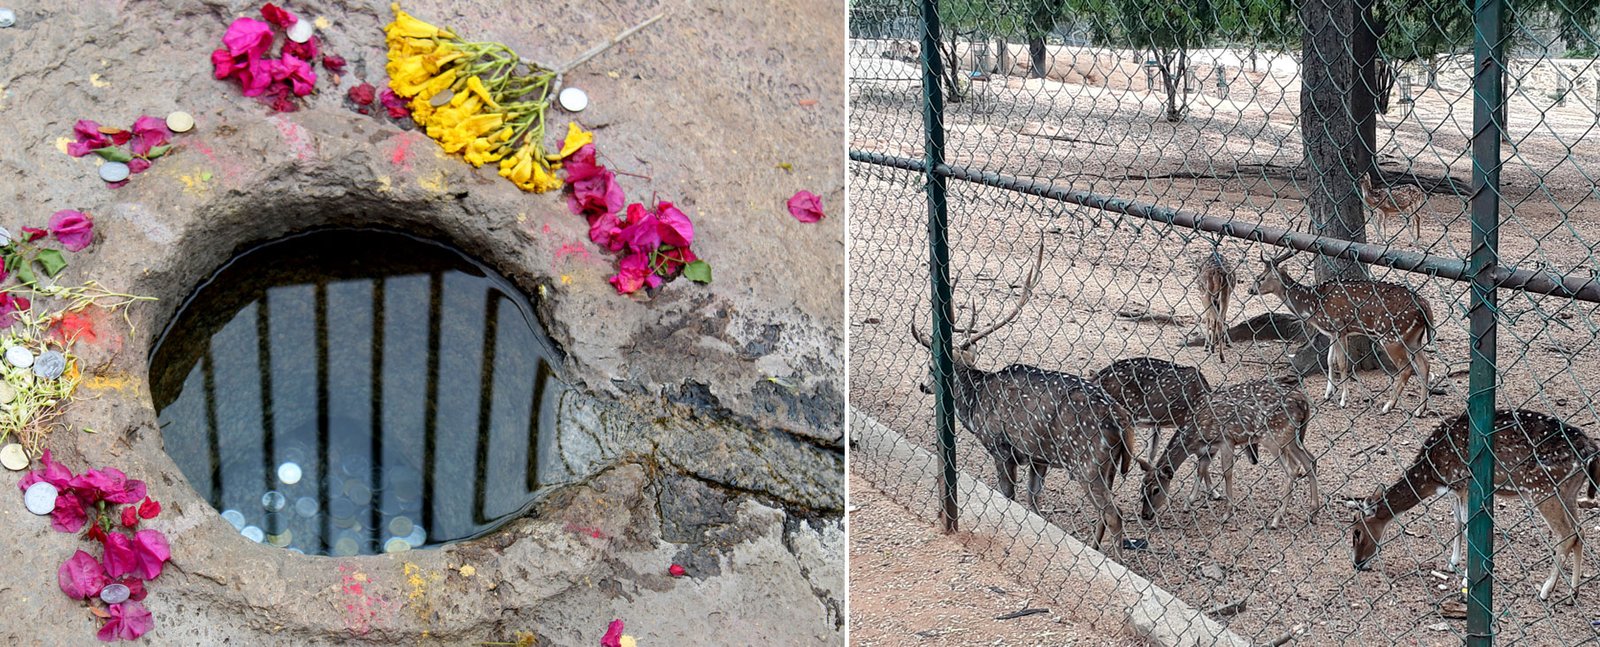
[911,239,1600,603]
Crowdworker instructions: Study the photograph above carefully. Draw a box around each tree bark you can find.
[996,37,1011,76]
[1029,36,1047,78]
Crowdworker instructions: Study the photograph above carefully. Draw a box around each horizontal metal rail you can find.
[849,150,1600,303]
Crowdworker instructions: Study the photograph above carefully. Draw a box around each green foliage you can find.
[1115,0,1217,51]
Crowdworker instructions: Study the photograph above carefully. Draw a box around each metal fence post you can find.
[919,0,959,533]
[1466,0,1504,643]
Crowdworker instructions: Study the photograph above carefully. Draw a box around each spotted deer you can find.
[1139,376,1319,529]
[1359,174,1428,239]
[1353,408,1600,602]
[912,241,1138,549]
[1196,250,1234,360]
[1248,250,1435,415]
[1094,357,1262,467]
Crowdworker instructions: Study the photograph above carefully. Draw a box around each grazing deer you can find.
[912,241,1138,549]
[1359,174,1428,240]
[1196,250,1234,360]
[1094,357,1250,466]
[1139,376,1319,529]
[1247,250,1435,415]
[1353,408,1600,602]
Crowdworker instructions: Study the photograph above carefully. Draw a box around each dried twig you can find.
[1207,599,1248,617]
[994,607,1049,621]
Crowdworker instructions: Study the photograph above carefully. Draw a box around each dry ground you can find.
[849,41,1600,646]
[848,468,1149,646]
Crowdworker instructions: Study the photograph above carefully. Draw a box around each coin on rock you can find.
[98,161,131,183]
[221,509,246,529]
[99,583,131,605]
[558,87,589,112]
[24,481,59,515]
[166,111,195,133]
[0,9,15,28]
[0,443,28,470]
[287,18,314,43]
[241,525,265,543]
[0,226,11,246]
[0,382,15,404]
[33,350,66,380]
[5,346,34,368]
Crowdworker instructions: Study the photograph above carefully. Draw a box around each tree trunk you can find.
[1158,51,1181,122]
[996,37,1011,77]
[940,35,966,103]
[1029,36,1047,78]
[1352,0,1380,184]
[1375,58,1393,114]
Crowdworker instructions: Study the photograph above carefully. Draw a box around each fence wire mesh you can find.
[848,0,1600,644]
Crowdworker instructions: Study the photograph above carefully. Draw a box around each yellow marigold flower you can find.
[423,50,466,75]
[387,58,435,97]
[409,94,436,124]
[549,122,594,161]
[442,113,504,153]
[387,4,441,41]
[499,144,561,191]
[465,76,502,112]
[527,160,564,193]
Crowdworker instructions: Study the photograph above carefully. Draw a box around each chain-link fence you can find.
[848,0,1600,643]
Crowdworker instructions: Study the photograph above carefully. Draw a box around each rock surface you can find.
[0,0,843,643]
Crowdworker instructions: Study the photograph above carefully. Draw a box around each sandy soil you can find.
[848,468,1148,646]
[849,41,1600,646]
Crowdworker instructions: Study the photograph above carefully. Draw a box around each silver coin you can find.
[287,18,314,43]
[402,525,427,547]
[23,481,57,515]
[387,516,414,537]
[0,9,14,28]
[346,482,371,504]
[383,537,411,553]
[221,509,246,529]
[99,583,131,605]
[286,547,305,555]
[241,525,265,543]
[294,496,319,517]
[32,351,65,380]
[277,462,302,485]
[429,89,455,107]
[329,498,356,518]
[5,346,33,368]
[559,87,589,112]
[266,529,293,547]
[332,536,359,556]
[340,455,371,477]
[0,226,11,246]
[98,161,130,183]
[261,491,287,512]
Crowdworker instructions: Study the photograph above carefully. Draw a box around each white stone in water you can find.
[559,87,589,112]
[277,461,302,485]
[5,346,34,368]
[286,18,314,43]
[99,583,131,605]
[241,525,265,543]
[0,443,28,470]
[24,481,58,515]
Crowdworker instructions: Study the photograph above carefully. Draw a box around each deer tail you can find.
[1419,297,1437,345]
[1588,454,1599,501]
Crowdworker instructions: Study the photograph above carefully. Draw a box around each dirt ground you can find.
[848,468,1148,646]
[849,40,1600,646]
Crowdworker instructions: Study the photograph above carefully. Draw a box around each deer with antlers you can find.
[1353,408,1600,602]
[1196,250,1235,360]
[912,240,1139,550]
[1359,174,1428,240]
[1248,250,1435,415]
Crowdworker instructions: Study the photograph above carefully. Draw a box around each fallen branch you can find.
[1207,599,1247,617]
[995,608,1049,621]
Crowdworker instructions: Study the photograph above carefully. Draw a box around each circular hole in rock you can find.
[149,229,565,556]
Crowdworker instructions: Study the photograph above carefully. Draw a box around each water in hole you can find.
[149,229,564,556]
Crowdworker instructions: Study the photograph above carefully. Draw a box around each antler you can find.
[1260,247,1295,265]
[959,237,1047,350]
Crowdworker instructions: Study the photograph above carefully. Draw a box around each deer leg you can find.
[1191,453,1213,506]
[1535,495,1581,602]
[1218,445,1238,523]
[1146,424,1161,466]
[995,454,1020,504]
[1379,339,1414,415]
[1409,334,1433,417]
[1323,337,1339,402]
[1026,463,1049,513]
[1087,470,1125,550]
[1449,490,1468,571]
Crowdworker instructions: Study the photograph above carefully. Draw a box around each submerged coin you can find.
[329,498,356,519]
[387,516,413,537]
[287,18,314,43]
[346,482,371,504]
[221,509,246,529]
[261,490,287,512]
[294,496,319,517]
[402,526,426,547]
[383,537,410,553]
[277,461,302,485]
[333,536,359,556]
[0,443,28,470]
[99,583,131,605]
[166,111,195,133]
[5,346,34,368]
[241,525,265,543]
[98,161,130,183]
[33,351,66,380]
[24,481,58,515]
[266,529,293,547]
[558,87,589,112]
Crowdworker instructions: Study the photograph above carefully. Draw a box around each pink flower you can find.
[282,36,319,62]
[619,204,662,254]
[379,89,411,119]
[347,83,376,106]
[272,54,317,97]
[58,550,110,600]
[600,619,625,647]
[608,252,662,295]
[322,54,347,72]
[127,158,152,175]
[20,226,46,242]
[138,498,161,520]
[222,17,274,60]
[0,294,32,329]
[237,58,276,97]
[656,201,694,247]
[71,468,147,505]
[121,505,139,528]
[49,210,95,252]
[67,120,111,157]
[787,190,825,223]
[212,49,243,79]
[656,246,698,278]
[260,3,297,29]
[103,532,136,578]
[564,144,605,182]
[132,529,171,580]
[668,564,687,577]
[50,491,88,533]
[128,117,170,157]
[587,210,625,252]
[18,449,74,492]
[97,601,154,642]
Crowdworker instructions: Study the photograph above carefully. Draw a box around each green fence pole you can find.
[919,0,958,533]
[1466,0,1504,643]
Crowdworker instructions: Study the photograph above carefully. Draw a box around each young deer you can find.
[1139,376,1320,529]
[1248,250,1435,415]
[1196,250,1235,360]
[1353,408,1600,602]
[1095,357,1258,467]
[912,241,1138,549]
[1359,174,1428,239]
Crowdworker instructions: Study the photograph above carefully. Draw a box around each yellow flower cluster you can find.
[384,4,581,193]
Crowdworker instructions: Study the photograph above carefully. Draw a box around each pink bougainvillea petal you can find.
[322,54,347,72]
[260,3,297,28]
[133,529,172,580]
[222,17,275,60]
[49,210,95,252]
[587,210,625,253]
[50,492,88,533]
[97,601,154,642]
[129,117,171,157]
[619,205,662,254]
[18,448,75,492]
[138,498,161,520]
[787,190,825,223]
[72,467,146,504]
[668,563,687,577]
[121,505,139,529]
[347,83,376,106]
[655,201,694,248]
[102,532,137,579]
[608,252,661,295]
[58,550,110,600]
[600,619,625,647]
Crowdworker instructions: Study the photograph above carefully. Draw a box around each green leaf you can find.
[683,260,712,284]
[144,144,173,160]
[15,262,35,286]
[91,146,133,163]
[36,249,67,278]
